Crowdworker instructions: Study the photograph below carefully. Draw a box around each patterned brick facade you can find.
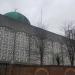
[0,26,73,65]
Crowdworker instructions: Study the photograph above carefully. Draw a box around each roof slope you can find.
[0,14,67,44]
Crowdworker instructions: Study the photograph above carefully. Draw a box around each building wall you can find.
[43,40,54,65]
[0,27,41,65]
[14,32,29,63]
[0,26,72,66]
[14,32,41,65]
[0,27,14,62]
[0,64,75,75]
[43,39,71,65]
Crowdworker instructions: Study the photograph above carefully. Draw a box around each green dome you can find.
[4,12,30,25]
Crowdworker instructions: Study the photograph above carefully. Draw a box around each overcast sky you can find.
[0,0,75,35]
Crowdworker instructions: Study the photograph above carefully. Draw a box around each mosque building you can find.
[0,11,75,75]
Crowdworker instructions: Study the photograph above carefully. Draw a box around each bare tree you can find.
[55,54,60,65]
[36,8,46,65]
[63,22,75,66]
[39,39,44,65]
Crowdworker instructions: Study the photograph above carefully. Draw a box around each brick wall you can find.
[0,64,75,75]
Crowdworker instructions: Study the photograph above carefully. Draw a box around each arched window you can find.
[34,68,49,75]
[65,68,75,75]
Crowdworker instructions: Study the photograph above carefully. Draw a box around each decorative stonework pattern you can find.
[43,40,53,65]
[29,36,41,64]
[0,26,73,65]
[14,32,40,64]
[0,27,14,62]
[14,32,29,63]
[43,40,70,65]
